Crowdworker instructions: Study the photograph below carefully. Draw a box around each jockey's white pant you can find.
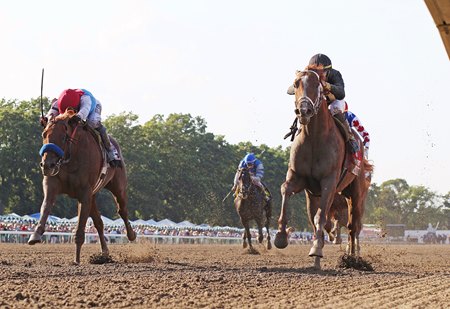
[329,99,346,116]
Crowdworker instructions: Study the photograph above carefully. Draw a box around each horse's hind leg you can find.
[107,181,136,242]
[90,197,109,256]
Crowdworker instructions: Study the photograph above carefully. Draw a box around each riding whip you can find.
[221,188,234,203]
[40,68,44,118]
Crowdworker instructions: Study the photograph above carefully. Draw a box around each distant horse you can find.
[234,167,272,251]
[274,68,372,269]
[29,109,136,264]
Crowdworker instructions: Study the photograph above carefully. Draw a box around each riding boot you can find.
[334,112,360,153]
[96,125,116,164]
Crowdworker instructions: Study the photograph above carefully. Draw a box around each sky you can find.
[1,1,449,195]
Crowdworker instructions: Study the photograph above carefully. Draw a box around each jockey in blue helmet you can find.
[232,153,272,202]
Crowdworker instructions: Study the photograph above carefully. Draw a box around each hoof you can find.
[328,232,335,242]
[333,237,342,245]
[308,246,323,258]
[274,231,288,249]
[267,240,272,250]
[28,233,42,245]
[127,230,137,242]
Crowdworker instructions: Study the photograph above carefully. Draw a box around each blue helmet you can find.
[244,153,256,165]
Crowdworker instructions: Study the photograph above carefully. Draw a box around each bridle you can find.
[294,70,324,118]
[238,167,253,200]
[40,119,80,176]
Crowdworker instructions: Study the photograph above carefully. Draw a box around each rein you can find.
[294,70,324,117]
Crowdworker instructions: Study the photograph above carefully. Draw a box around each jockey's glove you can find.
[69,114,82,125]
[40,116,48,127]
[322,81,332,92]
[326,93,336,102]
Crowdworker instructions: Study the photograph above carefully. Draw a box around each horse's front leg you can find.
[90,196,109,257]
[275,169,304,249]
[257,223,264,244]
[242,221,251,249]
[73,193,93,265]
[28,177,59,245]
[309,178,337,259]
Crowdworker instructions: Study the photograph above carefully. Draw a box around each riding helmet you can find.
[309,54,332,70]
[244,153,256,165]
[57,89,84,114]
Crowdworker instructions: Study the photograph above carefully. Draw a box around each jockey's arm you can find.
[253,162,264,181]
[77,94,93,121]
[326,69,345,100]
[45,99,59,120]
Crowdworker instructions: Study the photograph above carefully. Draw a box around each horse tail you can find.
[363,158,374,173]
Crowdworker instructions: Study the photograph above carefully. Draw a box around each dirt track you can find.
[0,242,449,308]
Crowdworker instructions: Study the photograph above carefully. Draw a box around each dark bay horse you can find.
[274,68,372,268]
[235,167,272,251]
[29,109,136,264]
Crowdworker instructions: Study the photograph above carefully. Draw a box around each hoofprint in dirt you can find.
[0,243,448,308]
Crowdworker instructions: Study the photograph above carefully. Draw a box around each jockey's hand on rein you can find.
[321,81,332,92]
[69,114,82,125]
[40,116,48,127]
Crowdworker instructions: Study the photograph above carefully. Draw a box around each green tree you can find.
[0,99,44,215]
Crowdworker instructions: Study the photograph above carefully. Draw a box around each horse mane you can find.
[294,66,327,87]
[55,108,77,121]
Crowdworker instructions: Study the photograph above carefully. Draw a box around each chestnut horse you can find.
[325,193,349,245]
[28,109,136,264]
[274,69,372,269]
[326,173,372,247]
[235,167,272,251]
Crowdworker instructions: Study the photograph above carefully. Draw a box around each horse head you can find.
[237,167,252,200]
[39,109,79,176]
[293,68,325,125]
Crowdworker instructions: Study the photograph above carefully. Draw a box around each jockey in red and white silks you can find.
[45,89,101,129]
[329,100,371,158]
[43,89,119,165]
